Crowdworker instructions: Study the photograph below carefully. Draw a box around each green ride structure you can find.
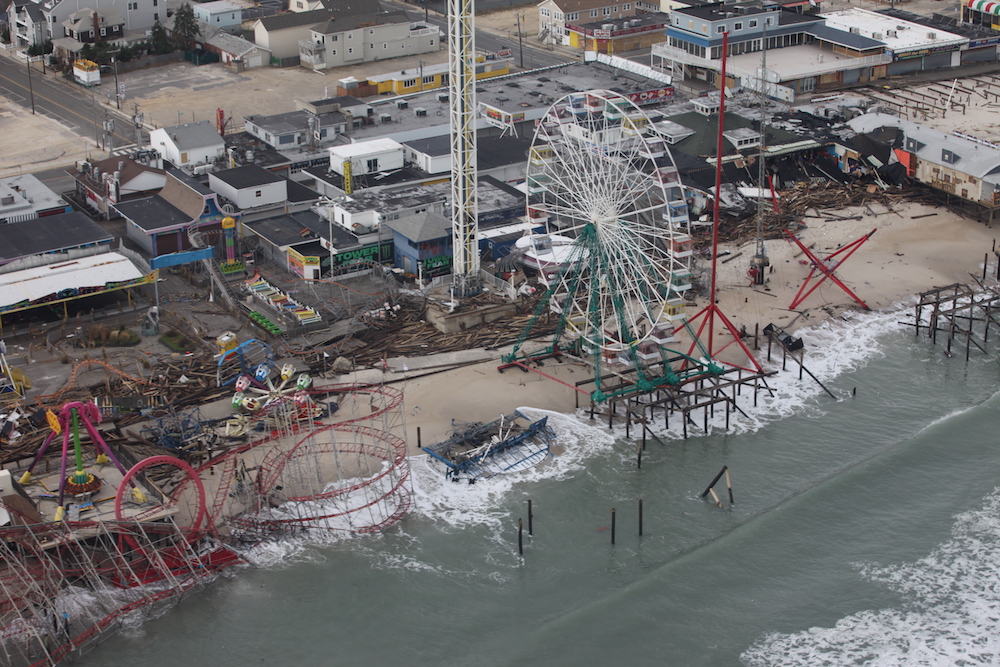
[499,89,725,405]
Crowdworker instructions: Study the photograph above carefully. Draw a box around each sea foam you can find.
[741,487,1000,667]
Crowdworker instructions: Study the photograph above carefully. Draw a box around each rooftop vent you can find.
[414,108,427,117]
[396,99,408,109]
[380,113,392,122]
[436,92,449,102]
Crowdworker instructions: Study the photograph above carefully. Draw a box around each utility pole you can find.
[516,13,525,69]
[132,103,144,150]
[103,113,115,157]
[112,57,120,110]
[25,55,35,114]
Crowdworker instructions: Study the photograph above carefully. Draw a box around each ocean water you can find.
[75,301,1000,667]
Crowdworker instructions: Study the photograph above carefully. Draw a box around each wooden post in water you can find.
[724,467,734,504]
[528,500,533,535]
[518,518,523,555]
[610,508,616,545]
[638,499,643,536]
[416,427,421,449]
[637,440,642,469]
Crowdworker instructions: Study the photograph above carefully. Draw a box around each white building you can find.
[191,0,242,34]
[298,11,439,71]
[328,138,405,177]
[209,165,287,211]
[149,121,225,169]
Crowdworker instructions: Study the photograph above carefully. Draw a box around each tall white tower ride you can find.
[448,0,480,297]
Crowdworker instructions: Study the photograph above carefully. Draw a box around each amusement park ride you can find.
[0,339,412,667]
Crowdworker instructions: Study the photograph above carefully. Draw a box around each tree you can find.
[171,3,200,52]
[150,20,173,54]
[26,40,53,56]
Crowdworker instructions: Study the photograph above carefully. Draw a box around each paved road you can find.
[0,54,141,151]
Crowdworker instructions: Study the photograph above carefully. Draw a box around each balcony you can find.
[299,40,325,66]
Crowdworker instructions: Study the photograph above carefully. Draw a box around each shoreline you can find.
[359,198,996,456]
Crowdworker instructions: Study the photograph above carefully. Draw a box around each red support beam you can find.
[785,228,876,311]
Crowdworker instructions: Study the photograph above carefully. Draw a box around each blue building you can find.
[385,211,453,278]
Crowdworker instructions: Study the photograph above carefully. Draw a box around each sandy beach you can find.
[359,197,998,454]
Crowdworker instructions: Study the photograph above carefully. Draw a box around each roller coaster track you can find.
[35,359,150,408]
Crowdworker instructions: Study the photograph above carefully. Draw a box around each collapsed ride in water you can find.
[0,359,413,667]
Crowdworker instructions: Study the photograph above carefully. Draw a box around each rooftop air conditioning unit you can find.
[602,23,615,30]
[927,31,937,39]
[0,195,14,206]
[887,29,897,38]
[849,27,860,35]
[872,32,883,40]
[396,100,408,109]
[436,92,449,102]
[380,113,392,122]
[414,108,427,117]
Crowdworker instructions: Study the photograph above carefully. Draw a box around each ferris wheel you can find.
[512,89,697,372]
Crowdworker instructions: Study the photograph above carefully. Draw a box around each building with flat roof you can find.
[149,121,226,170]
[0,174,71,224]
[244,110,348,150]
[0,211,112,271]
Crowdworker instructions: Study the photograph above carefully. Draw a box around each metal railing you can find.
[480,269,517,301]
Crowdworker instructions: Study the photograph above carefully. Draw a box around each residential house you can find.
[50,7,125,58]
[191,0,241,34]
[149,120,225,170]
[536,0,654,47]
[8,0,45,47]
[114,170,231,255]
[201,25,270,69]
[252,8,333,65]
[298,10,438,71]
[67,156,166,219]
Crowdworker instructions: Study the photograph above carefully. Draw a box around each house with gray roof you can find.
[252,8,334,64]
[846,112,1000,220]
[298,10,439,72]
[384,210,453,277]
[149,121,226,170]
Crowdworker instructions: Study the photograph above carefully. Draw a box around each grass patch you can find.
[159,330,197,353]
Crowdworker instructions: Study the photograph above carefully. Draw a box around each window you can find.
[367,158,379,172]
[568,12,578,20]
[348,32,352,38]
[591,9,599,17]
[254,190,262,197]
[749,19,757,28]
[216,16,220,21]
[370,43,374,48]
[765,17,773,26]
[403,78,416,87]
[127,1,137,9]
[369,28,374,34]
[331,34,337,41]
[348,47,353,53]
[422,74,434,83]
[716,25,725,33]
[541,8,550,16]
[554,11,562,19]
[152,0,156,5]
[100,27,106,36]
[383,43,388,48]
[942,149,959,164]
[603,7,611,15]
[734,21,742,30]
[623,3,630,9]
[613,5,618,11]
[279,135,294,144]
[153,11,157,19]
